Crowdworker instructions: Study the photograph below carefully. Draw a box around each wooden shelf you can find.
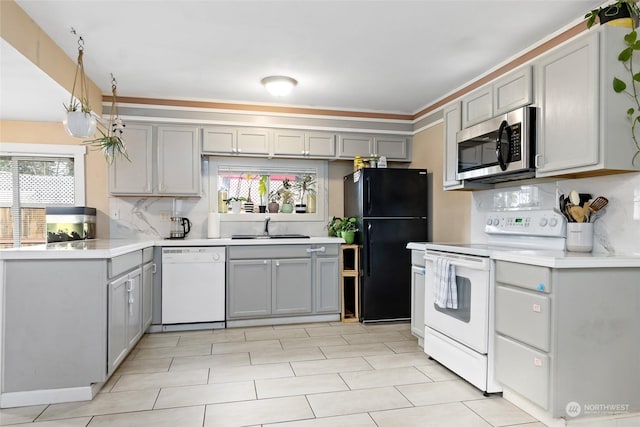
[340,244,361,322]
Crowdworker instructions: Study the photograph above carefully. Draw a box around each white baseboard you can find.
[1,385,97,408]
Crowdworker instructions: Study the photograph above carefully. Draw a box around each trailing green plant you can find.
[341,217,358,233]
[223,196,247,203]
[278,178,294,204]
[84,120,129,163]
[586,0,640,166]
[268,189,281,203]
[63,97,91,113]
[327,216,342,236]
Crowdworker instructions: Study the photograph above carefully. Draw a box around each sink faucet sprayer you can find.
[263,217,271,236]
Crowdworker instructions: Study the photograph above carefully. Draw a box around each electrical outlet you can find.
[160,211,171,221]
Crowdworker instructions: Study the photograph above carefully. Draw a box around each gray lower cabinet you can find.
[227,259,272,318]
[314,256,340,313]
[494,260,640,417]
[227,244,339,320]
[142,248,155,331]
[272,258,312,315]
[410,250,426,340]
[107,250,144,376]
[3,259,107,393]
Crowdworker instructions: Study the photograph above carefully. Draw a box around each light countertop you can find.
[407,241,640,268]
[0,237,345,260]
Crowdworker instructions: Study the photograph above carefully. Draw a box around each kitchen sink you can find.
[231,234,310,239]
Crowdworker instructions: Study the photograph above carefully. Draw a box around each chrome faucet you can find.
[263,217,271,236]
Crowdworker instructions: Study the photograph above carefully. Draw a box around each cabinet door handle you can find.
[306,247,326,253]
[263,260,268,264]
[276,260,280,267]
[152,263,157,274]
[534,154,542,168]
[126,279,133,292]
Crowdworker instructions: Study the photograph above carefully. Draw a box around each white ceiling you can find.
[2,1,604,122]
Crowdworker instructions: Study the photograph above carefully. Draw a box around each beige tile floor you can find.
[0,321,546,427]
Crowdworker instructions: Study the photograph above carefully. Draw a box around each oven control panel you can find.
[485,210,565,237]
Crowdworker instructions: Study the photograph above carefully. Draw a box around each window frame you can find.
[0,143,86,246]
[0,143,86,206]
[208,156,327,223]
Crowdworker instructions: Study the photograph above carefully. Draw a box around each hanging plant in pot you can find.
[62,34,97,138]
[84,75,129,163]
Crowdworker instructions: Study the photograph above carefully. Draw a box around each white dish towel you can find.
[434,257,458,309]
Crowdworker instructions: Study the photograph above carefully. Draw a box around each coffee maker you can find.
[169,216,191,239]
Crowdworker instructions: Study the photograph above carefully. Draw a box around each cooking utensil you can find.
[589,196,609,212]
[583,201,591,222]
[565,202,575,222]
[569,190,580,205]
[559,194,569,221]
[569,205,586,223]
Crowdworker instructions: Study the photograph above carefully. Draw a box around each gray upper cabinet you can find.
[535,26,640,177]
[461,86,493,128]
[461,66,533,128]
[202,126,270,156]
[156,126,201,195]
[110,124,200,196]
[274,131,336,158]
[338,134,411,161]
[109,124,154,194]
[493,66,533,115]
[443,102,462,189]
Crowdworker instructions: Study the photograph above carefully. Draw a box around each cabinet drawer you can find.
[142,247,154,264]
[108,250,142,278]
[496,261,551,293]
[228,245,311,260]
[411,250,425,268]
[496,285,551,351]
[316,244,339,257]
[495,335,550,410]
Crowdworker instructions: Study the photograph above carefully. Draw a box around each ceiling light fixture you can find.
[261,76,297,97]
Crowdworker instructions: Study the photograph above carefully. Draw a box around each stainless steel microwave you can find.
[456,106,536,183]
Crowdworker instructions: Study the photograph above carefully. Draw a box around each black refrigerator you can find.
[343,168,429,322]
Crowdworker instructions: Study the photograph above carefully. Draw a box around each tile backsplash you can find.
[470,172,640,255]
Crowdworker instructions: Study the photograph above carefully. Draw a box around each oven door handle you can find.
[424,252,490,271]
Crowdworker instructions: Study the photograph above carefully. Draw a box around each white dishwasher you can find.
[161,247,225,328]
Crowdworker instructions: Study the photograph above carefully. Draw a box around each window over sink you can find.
[207,157,327,222]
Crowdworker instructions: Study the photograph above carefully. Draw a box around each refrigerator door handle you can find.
[366,177,372,216]
[365,222,372,276]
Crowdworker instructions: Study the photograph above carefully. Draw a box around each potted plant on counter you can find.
[268,190,281,213]
[293,175,316,213]
[258,175,268,213]
[327,216,342,237]
[340,217,358,244]
[224,196,246,214]
[278,178,294,213]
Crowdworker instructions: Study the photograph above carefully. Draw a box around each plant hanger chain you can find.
[69,28,90,112]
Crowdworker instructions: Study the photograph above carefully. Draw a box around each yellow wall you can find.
[0,121,110,238]
[1,1,109,237]
[411,124,471,243]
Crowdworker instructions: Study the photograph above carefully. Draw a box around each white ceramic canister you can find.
[566,222,593,252]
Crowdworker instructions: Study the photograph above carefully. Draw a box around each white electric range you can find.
[421,209,566,394]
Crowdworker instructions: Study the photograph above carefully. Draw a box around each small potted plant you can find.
[224,196,246,214]
[63,98,97,138]
[268,190,281,213]
[327,216,343,237]
[585,0,640,28]
[293,175,316,213]
[278,178,294,213]
[340,217,359,244]
[258,175,268,213]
